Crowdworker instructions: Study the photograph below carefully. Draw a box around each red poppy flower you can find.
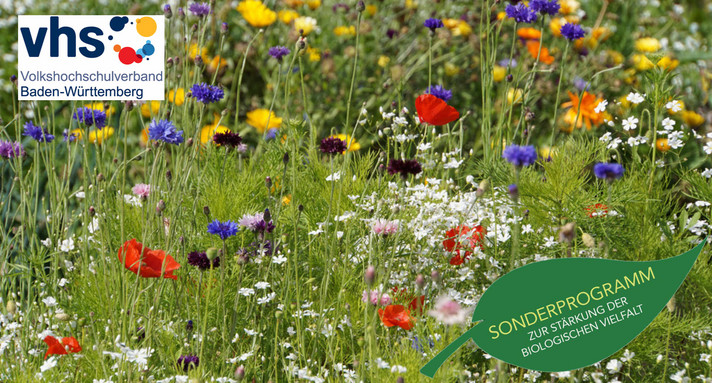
[378,304,415,330]
[443,225,486,265]
[585,203,608,218]
[408,295,426,314]
[118,239,181,280]
[415,94,460,126]
[43,336,81,359]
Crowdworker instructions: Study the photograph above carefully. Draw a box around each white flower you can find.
[41,238,52,248]
[443,158,463,169]
[40,357,57,372]
[670,369,689,383]
[599,132,612,143]
[175,376,189,383]
[428,296,470,325]
[627,136,647,147]
[702,169,712,179]
[626,92,645,104]
[607,138,623,150]
[238,288,255,296]
[594,100,608,113]
[326,172,341,181]
[254,282,271,290]
[606,359,622,373]
[666,100,682,112]
[272,255,288,265]
[704,142,712,155]
[622,116,639,131]
[662,117,676,130]
[59,238,75,252]
[42,296,58,307]
[417,142,432,151]
[668,136,684,149]
[257,292,276,305]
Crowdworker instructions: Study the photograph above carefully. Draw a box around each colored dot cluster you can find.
[109,16,157,65]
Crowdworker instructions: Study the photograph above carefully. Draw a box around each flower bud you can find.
[166,170,172,182]
[415,274,425,289]
[163,4,172,18]
[364,265,376,286]
[187,137,194,147]
[194,54,203,67]
[476,179,490,197]
[558,222,575,244]
[156,200,166,213]
[506,74,513,82]
[6,300,16,314]
[283,152,290,165]
[397,377,404,383]
[97,173,104,182]
[508,184,519,202]
[298,204,304,212]
[10,74,17,85]
[203,206,211,218]
[55,312,70,321]
[178,7,185,19]
[206,247,219,261]
[221,22,229,34]
[356,0,366,12]
[431,270,441,283]
[89,206,96,216]
[265,176,272,189]
[296,37,307,51]
[235,365,245,380]
[264,208,272,223]
[582,233,595,248]
[166,57,173,68]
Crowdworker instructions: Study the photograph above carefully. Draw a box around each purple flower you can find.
[188,2,211,16]
[23,122,55,143]
[498,58,517,68]
[213,131,243,147]
[529,0,560,15]
[424,18,444,31]
[386,29,398,39]
[502,145,537,167]
[73,107,106,129]
[268,46,291,62]
[207,219,239,240]
[63,129,77,142]
[191,83,224,104]
[508,184,519,201]
[593,163,624,181]
[148,119,184,145]
[320,137,348,155]
[177,355,199,371]
[387,159,422,178]
[163,4,172,18]
[265,128,278,140]
[425,85,452,103]
[574,77,590,91]
[239,212,274,235]
[505,3,538,23]
[560,23,586,41]
[187,251,220,270]
[0,140,24,159]
[186,320,194,331]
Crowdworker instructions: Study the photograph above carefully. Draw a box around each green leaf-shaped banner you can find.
[421,239,706,377]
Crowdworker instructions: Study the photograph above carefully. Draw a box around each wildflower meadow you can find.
[3,0,712,382]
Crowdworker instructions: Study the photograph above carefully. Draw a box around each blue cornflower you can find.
[188,2,211,16]
[502,145,537,167]
[72,107,106,129]
[593,163,624,181]
[63,129,77,142]
[176,354,199,371]
[573,77,590,91]
[423,18,444,32]
[505,3,538,23]
[23,122,55,143]
[148,119,184,145]
[498,58,517,68]
[190,83,224,104]
[265,128,279,140]
[425,85,452,103]
[560,23,586,41]
[529,0,560,15]
[0,140,24,159]
[268,46,291,63]
[207,219,239,240]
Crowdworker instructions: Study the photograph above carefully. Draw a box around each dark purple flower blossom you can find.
[189,2,211,16]
[386,29,398,39]
[508,184,519,200]
[23,122,55,143]
[502,145,537,167]
[560,23,586,41]
[187,251,220,270]
[191,83,224,104]
[207,219,239,240]
[387,159,422,178]
[505,3,538,23]
[148,119,184,145]
[73,107,106,129]
[63,129,77,142]
[320,137,348,155]
[213,131,243,148]
[593,163,624,181]
[332,3,350,12]
[0,140,25,159]
[164,4,172,18]
[265,128,278,140]
[424,18,444,31]
[268,46,291,62]
[529,0,560,15]
[425,85,452,102]
[177,355,199,371]
[186,320,194,331]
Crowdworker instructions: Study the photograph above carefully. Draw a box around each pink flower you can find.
[428,296,470,325]
[372,219,399,236]
[362,290,392,305]
[132,183,151,198]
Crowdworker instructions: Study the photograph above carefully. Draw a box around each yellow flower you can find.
[444,62,460,76]
[237,0,277,28]
[246,109,282,133]
[492,65,506,82]
[656,138,671,152]
[497,11,506,20]
[208,55,228,72]
[294,16,317,35]
[282,194,292,206]
[635,37,661,53]
[507,88,523,104]
[443,18,472,37]
[201,122,230,144]
[366,4,377,16]
[83,102,115,117]
[307,47,321,62]
[607,50,624,65]
[656,56,679,71]
[188,43,208,60]
[667,100,685,115]
[284,0,303,7]
[278,9,298,24]
[306,0,320,10]
[140,101,161,118]
[559,0,580,14]
[333,25,356,37]
[405,0,417,9]
[632,54,654,71]
[682,110,704,127]
[540,146,556,159]
[88,127,114,145]
[378,55,390,68]
[331,134,360,152]
[70,129,83,141]
[167,88,185,106]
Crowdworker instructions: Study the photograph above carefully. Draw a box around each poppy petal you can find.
[43,336,68,359]
[415,94,459,126]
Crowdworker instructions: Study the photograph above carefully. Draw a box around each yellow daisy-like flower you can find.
[167,88,185,106]
[278,9,298,24]
[656,138,671,152]
[559,0,580,14]
[306,0,320,10]
[632,54,654,71]
[246,109,282,133]
[443,18,472,37]
[492,65,506,82]
[377,56,390,68]
[208,55,228,72]
[284,0,304,7]
[366,4,377,16]
[635,37,661,53]
[307,47,321,62]
[656,56,679,71]
[83,102,115,117]
[282,194,292,206]
[607,50,624,65]
[237,0,277,28]
[682,110,704,127]
[405,0,417,9]
[333,25,356,37]
[88,127,114,145]
[540,146,557,159]
[507,88,524,105]
[294,16,317,35]
[140,101,161,118]
[188,43,208,60]
[331,134,360,152]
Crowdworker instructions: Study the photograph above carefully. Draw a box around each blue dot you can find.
[137,49,144,57]
[109,16,129,32]
[108,35,113,40]
[141,41,155,56]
